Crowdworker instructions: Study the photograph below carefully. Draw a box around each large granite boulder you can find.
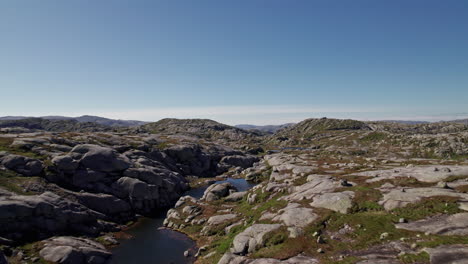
[52,155,79,171]
[111,177,159,213]
[74,192,133,221]
[202,182,238,202]
[220,155,259,169]
[1,154,43,176]
[231,224,282,255]
[39,236,111,264]
[71,144,130,172]
[0,192,103,241]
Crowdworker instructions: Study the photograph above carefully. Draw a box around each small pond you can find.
[110,177,255,264]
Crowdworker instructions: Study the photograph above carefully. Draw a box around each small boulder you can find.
[202,182,237,202]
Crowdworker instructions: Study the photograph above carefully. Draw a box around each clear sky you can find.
[1,0,467,125]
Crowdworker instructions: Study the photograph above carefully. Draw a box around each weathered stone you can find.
[220,155,259,169]
[424,244,468,264]
[396,213,468,235]
[72,144,130,172]
[272,204,317,228]
[52,155,79,171]
[39,236,111,264]
[1,154,43,176]
[225,191,247,202]
[379,187,468,210]
[353,165,468,183]
[202,182,237,202]
[231,224,282,254]
[0,192,102,240]
[207,214,237,225]
[310,191,354,213]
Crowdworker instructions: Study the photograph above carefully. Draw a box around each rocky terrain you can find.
[0,116,146,127]
[0,117,467,263]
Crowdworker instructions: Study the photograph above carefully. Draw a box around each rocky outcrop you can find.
[207,214,237,225]
[379,187,468,210]
[310,191,355,213]
[39,236,111,264]
[202,182,238,201]
[70,144,131,172]
[0,192,107,241]
[0,154,43,176]
[261,203,317,228]
[218,253,319,264]
[396,213,468,235]
[231,224,282,255]
[424,244,468,264]
[220,155,259,169]
[225,191,247,202]
[353,165,468,183]
[73,192,133,221]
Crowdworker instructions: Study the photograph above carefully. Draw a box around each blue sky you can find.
[1,0,467,125]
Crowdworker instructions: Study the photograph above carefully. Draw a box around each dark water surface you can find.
[110,178,255,264]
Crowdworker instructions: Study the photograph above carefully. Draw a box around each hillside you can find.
[0,115,146,127]
[141,118,263,144]
[0,118,111,132]
[236,123,295,133]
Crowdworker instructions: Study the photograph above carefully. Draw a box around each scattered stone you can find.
[380,232,389,240]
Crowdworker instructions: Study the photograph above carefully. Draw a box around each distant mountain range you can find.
[235,123,295,133]
[0,115,147,127]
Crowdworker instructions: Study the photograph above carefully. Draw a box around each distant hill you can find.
[0,118,111,132]
[378,120,430,125]
[0,115,146,127]
[141,118,262,142]
[236,123,295,133]
[450,119,468,125]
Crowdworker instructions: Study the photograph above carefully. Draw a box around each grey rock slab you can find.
[220,155,259,169]
[39,236,111,264]
[396,213,468,235]
[424,244,468,264]
[353,165,468,183]
[283,175,341,201]
[207,214,237,225]
[218,253,319,264]
[202,182,237,202]
[272,203,317,228]
[231,224,282,255]
[379,187,468,210]
[225,191,247,202]
[310,191,355,214]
